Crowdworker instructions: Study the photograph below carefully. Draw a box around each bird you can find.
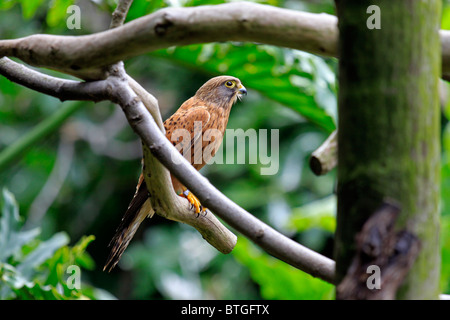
[104,76,247,272]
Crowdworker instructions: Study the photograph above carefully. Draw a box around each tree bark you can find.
[334,0,441,299]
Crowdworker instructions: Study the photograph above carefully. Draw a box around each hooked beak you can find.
[238,84,247,96]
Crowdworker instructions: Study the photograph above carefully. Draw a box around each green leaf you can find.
[20,0,46,19]
[12,281,65,300]
[0,263,32,299]
[16,232,69,279]
[443,3,450,30]
[441,122,450,216]
[0,0,17,10]
[0,188,40,262]
[0,189,110,299]
[232,237,334,300]
[46,0,74,28]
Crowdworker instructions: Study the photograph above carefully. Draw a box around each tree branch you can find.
[1,3,450,81]
[0,57,109,101]
[310,130,337,176]
[0,2,338,79]
[109,0,134,29]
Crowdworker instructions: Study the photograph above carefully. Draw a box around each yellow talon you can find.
[179,190,207,216]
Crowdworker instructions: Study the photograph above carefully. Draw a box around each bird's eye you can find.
[225,81,235,88]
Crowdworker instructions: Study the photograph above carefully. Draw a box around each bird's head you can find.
[195,76,247,108]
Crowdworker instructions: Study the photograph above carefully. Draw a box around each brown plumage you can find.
[104,76,246,272]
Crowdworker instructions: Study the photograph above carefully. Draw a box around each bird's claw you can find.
[180,190,207,217]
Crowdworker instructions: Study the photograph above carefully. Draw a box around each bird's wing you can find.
[165,106,211,162]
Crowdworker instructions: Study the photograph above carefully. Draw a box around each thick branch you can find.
[1,3,450,80]
[0,2,338,79]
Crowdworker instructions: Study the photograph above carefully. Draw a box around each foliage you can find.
[233,237,334,300]
[0,188,112,299]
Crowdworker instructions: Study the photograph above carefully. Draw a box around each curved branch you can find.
[2,3,450,80]
[127,74,165,132]
[0,2,338,79]
[0,57,109,101]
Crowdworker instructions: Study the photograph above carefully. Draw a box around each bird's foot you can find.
[179,190,207,217]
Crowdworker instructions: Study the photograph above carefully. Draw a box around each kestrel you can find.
[104,76,247,271]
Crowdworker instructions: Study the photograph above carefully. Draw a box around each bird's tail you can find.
[104,177,153,272]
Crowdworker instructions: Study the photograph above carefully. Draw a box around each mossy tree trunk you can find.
[334,0,441,299]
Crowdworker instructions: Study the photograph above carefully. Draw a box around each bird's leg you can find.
[179,188,207,217]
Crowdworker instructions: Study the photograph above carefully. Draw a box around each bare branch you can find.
[110,0,134,29]
[2,3,450,81]
[0,57,109,101]
[0,2,338,79]
[310,130,337,176]
[127,74,164,132]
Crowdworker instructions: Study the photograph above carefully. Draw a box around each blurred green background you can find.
[0,0,449,299]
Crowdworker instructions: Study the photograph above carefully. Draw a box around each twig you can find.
[110,0,134,29]
[0,0,337,281]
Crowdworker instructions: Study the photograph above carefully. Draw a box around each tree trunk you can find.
[334,0,441,299]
